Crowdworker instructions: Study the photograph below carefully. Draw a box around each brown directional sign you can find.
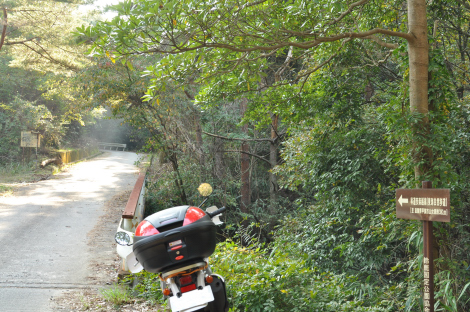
[396,188,450,222]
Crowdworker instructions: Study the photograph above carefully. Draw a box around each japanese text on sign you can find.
[410,197,447,207]
[410,208,447,216]
[20,131,40,148]
[396,189,450,222]
[423,257,431,312]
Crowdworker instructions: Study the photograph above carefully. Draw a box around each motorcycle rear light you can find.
[183,206,206,226]
[135,221,160,236]
[163,288,171,296]
[181,284,196,293]
[179,275,192,286]
[205,275,214,284]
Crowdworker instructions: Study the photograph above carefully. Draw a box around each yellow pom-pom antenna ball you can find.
[197,183,213,197]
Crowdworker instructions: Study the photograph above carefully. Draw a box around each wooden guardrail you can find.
[116,172,146,275]
[122,173,146,220]
[116,156,154,275]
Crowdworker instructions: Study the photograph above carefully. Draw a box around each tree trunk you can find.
[407,0,431,178]
[240,98,250,213]
[194,112,205,166]
[213,136,225,180]
[269,114,279,207]
[40,157,63,168]
[168,151,187,204]
[409,0,442,293]
[0,8,7,51]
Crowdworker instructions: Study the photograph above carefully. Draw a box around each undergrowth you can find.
[100,284,133,307]
[128,229,395,311]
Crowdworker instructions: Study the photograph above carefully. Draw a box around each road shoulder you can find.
[51,190,164,311]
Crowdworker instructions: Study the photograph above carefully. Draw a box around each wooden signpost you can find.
[396,181,450,312]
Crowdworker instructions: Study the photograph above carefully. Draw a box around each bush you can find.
[100,284,132,306]
[128,271,167,307]
[210,240,391,312]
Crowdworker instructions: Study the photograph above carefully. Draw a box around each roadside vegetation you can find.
[0,161,51,196]
[2,0,470,311]
[99,285,133,308]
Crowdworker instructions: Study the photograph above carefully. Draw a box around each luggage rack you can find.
[161,261,208,281]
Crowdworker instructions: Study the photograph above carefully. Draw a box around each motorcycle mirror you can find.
[197,183,213,197]
[115,231,132,246]
[206,206,224,225]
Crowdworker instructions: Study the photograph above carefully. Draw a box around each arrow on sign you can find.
[398,195,409,207]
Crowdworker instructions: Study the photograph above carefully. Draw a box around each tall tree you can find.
[0,0,101,160]
[1,0,88,72]
[82,0,432,177]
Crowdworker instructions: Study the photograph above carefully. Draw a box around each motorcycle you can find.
[115,184,229,312]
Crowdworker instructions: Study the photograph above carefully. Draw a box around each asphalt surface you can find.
[0,151,140,311]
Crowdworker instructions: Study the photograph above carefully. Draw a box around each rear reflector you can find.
[180,284,196,293]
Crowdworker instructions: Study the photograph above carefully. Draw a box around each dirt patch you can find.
[51,190,165,311]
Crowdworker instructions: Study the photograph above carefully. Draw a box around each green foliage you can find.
[211,240,391,311]
[6,0,90,73]
[267,43,470,311]
[129,271,166,306]
[0,1,108,163]
[0,184,13,196]
[273,206,423,311]
[0,97,57,162]
[78,0,405,126]
[0,161,36,176]
[99,284,133,307]
[81,1,470,311]
[435,271,470,311]
[144,153,241,217]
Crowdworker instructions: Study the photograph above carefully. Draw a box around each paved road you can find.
[0,151,140,311]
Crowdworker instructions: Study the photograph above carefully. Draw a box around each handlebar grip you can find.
[207,206,226,219]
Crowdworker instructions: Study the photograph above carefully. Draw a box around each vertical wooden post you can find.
[422,180,434,312]
[35,133,39,167]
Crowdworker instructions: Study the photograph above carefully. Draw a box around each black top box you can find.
[133,206,217,273]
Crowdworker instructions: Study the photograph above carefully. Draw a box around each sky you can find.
[78,0,123,20]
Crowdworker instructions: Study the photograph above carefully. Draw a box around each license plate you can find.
[169,285,214,312]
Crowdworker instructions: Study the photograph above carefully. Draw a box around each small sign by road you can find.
[20,131,40,148]
[396,188,450,222]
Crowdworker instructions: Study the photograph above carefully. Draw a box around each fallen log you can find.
[40,157,63,168]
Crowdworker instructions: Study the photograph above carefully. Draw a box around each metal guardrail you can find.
[99,142,127,151]
[116,172,146,274]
